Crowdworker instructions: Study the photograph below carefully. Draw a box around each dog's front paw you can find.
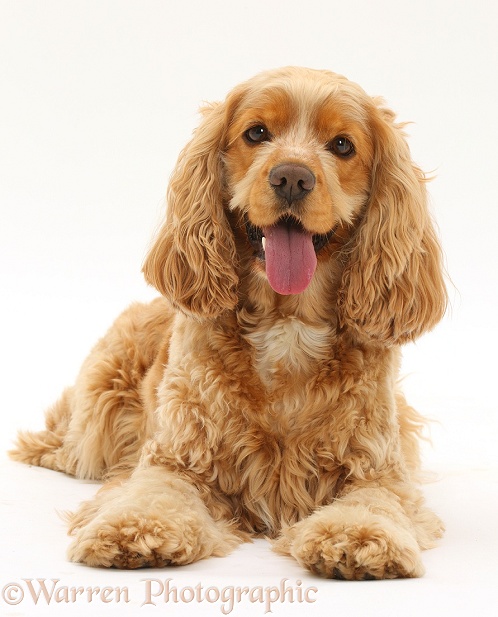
[68,511,224,568]
[66,467,243,569]
[275,504,424,580]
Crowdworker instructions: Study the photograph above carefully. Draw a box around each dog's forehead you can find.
[230,71,371,133]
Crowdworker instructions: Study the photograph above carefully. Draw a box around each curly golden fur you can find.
[11,67,447,579]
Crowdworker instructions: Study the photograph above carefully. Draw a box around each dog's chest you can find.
[244,317,333,394]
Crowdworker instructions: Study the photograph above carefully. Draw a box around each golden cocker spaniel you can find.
[11,67,447,579]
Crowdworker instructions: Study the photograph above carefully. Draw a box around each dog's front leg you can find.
[274,483,443,580]
[67,463,241,569]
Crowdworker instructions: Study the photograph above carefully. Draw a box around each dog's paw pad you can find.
[68,515,206,568]
[290,512,424,580]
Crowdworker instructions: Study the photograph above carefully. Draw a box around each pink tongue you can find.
[263,223,317,295]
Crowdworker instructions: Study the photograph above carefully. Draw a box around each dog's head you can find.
[143,67,447,345]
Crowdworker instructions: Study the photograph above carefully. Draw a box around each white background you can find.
[1,1,497,615]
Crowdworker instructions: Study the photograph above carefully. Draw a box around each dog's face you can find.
[143,67,447,344]
[224,68,375,295]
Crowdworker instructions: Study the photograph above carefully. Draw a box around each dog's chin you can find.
[244,214,335,295]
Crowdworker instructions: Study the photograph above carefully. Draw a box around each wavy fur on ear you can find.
[338,103,447,345]
[143,101,239,318]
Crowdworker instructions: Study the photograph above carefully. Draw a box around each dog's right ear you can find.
[143,97,241,318]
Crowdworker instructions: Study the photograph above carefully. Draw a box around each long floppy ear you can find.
[338,103,447,345]
[142,99,239,318]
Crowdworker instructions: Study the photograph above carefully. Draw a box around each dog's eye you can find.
[244,125,270,144]
[328,136,355,158]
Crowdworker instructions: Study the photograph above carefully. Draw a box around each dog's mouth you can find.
[245,215,335,295]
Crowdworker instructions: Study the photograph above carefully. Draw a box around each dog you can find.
[11,66,447,579]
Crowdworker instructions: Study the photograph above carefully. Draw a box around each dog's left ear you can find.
[338,102,447,345]
[143,97,240,318]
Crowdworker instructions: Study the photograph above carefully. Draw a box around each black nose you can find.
[269,163,316,204]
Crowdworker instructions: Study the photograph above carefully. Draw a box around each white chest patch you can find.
[245,317,333,388]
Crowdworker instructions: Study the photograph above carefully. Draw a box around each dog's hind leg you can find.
[10,298,173,480]
[10,387,76,474]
